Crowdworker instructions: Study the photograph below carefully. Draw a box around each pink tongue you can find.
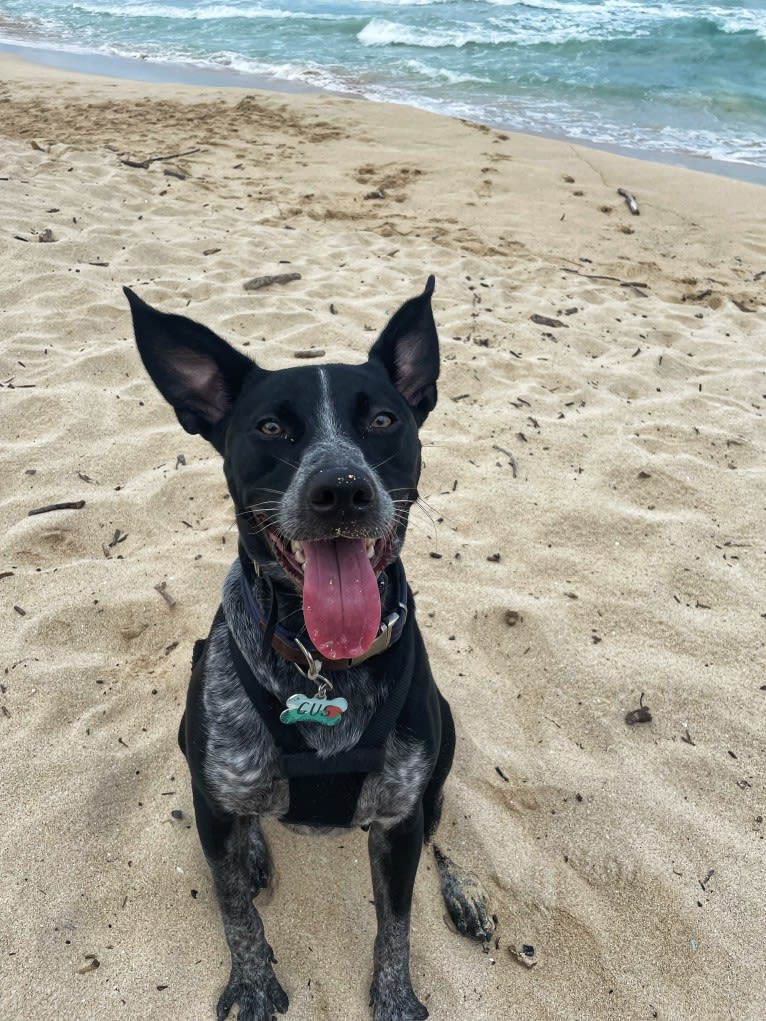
[302,538,381,660]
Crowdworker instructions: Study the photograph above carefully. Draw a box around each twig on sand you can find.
[618,187,640,215]
[154,581,177,609]
[560,267,649,290]
[681,726,696,746]
[530,313,568,329]
[492,444,518,478]
[244,273,302,291]
[28,500,85,516]
[120,147,201,169]
[293,349,326,359]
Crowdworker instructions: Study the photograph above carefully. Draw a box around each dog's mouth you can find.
[252,515,395,660]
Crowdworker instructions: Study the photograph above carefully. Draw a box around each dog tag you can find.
[280,693,348,727]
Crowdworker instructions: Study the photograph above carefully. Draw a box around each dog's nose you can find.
[307,467,376,518]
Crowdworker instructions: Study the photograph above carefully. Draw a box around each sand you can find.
[0,52,764,1021]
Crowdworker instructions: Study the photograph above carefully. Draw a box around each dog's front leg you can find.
[197,803,288,1021]
[368,806,429,1021]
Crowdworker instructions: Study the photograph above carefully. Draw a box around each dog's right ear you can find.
[367,274,439,426]
[124,288,257,447]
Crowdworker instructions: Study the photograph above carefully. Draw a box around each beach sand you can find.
[1,52,764,1021]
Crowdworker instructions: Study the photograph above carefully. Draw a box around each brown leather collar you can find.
[269,608,406,670]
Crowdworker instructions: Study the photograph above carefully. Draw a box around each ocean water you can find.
[1,0,765,174]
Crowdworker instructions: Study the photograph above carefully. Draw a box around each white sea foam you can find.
[358,16,517,48]
[67,2,345,22]
[402,58,491,85]
[357,12,654,49]
[482,0,766,42]
[708,8,766,42]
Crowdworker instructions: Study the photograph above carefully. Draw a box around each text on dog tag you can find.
[280,693,348,727]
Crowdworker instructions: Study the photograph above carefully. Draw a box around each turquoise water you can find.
[1,1,765,172]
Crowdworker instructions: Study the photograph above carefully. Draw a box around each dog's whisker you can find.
[240,508,280,519]
[371,453,397,472]
[417,497,462,529]
[242,504,281,516]
[396,517,429,537]
[238,502,279,513]
[415,497,440,525]
[401,505,436,538]
[235,511,279,527]
[416,495,439,515]
[246,517,281,538]
[277,607,306,630]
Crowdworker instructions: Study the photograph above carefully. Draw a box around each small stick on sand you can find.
[154,581,177,609]
[560,267,649,289]
[120,147,201,169]
[618,187,640,215]
[293,349,326,359]
[492,444,518,478]
[28,500,85,516]
[530,313,568,329]
[244,273,302,291]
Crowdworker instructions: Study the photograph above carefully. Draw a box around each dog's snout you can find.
[308,467,376,518]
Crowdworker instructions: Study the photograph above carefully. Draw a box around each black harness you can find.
[194,558,415,827]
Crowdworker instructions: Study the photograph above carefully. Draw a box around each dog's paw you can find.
[433,845,496,942]
[370,977,429,1021]
[216,966,288,1021]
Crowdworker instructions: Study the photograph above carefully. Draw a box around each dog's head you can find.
[125,278,439,660]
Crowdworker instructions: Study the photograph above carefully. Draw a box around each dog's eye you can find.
[258,419,285,436]
[370,412,395,430]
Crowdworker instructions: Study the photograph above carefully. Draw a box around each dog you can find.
[125,277,494,1021]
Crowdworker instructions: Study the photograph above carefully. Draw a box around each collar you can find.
[238,551,409,673]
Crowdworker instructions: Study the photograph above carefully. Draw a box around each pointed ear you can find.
[367,275,439,425]
[124,287,257,446]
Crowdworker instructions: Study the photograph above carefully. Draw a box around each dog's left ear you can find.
[367,275,439,425]
[124,287,257,449]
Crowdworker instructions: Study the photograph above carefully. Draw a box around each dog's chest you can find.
[201,637,428,829]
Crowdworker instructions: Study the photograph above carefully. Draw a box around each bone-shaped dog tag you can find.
[280,693,348,727]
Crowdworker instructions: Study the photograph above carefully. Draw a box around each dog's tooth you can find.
[291,540,306,565]
[366,539,375,559]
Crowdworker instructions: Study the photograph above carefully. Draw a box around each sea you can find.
[1,0,765,181]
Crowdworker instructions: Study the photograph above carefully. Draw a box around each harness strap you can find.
[226,626,413,781]
[227,627,414,827]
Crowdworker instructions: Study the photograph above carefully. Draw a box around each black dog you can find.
[125,278,494,1021]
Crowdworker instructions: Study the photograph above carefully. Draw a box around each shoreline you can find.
[2,37,765,188]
